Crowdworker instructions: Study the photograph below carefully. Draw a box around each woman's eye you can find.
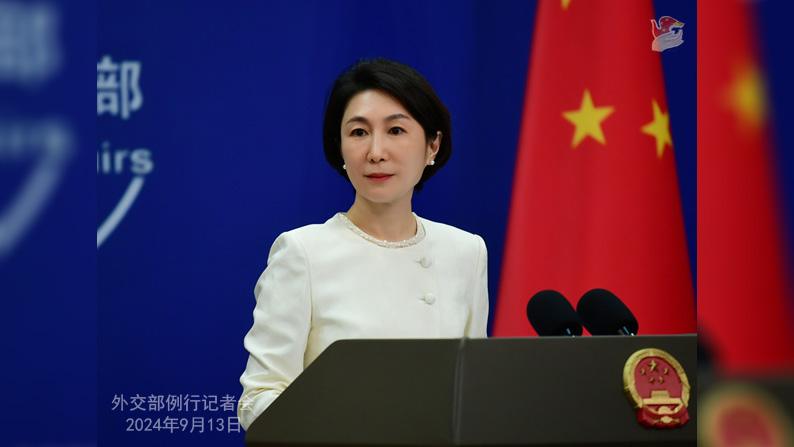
[351,129,367,137]
[389,127,405,135]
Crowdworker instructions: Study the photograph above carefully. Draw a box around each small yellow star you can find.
[664,367,669,375]
[726,61,767,132]
[561,0,572,10]
[641,367,646,375]
[648,359,658,372]
[659,376,665,384]
[641,99,673,159]
[562,89,615,148]
[649,376,655,383]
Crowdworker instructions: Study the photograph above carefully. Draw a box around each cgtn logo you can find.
[97,55,154,248]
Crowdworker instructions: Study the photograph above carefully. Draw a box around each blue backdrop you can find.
[93,1,696,445]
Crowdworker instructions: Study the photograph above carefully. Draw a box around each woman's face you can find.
[340,89,439,207]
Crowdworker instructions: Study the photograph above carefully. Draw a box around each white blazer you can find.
[238,213,489,429]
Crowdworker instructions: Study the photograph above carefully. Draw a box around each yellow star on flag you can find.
[726,62,767,132]
[562,89,614,148]
[561,0,572,10]
[641,99,673,159]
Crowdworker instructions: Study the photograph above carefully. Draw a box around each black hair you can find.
[322,58,451,192]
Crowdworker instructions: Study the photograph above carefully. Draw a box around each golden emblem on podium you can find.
[623,348,691,428]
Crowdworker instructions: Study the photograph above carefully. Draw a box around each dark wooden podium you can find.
[246,335,696,446]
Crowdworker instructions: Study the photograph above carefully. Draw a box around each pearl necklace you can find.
[336,212,425,249]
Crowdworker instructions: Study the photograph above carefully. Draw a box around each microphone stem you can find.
[619,326,636,336]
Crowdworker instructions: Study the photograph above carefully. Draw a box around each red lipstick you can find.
[366,173,393,182]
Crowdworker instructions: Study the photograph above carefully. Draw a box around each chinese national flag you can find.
[698,0,794,373]
[494,0,696,336]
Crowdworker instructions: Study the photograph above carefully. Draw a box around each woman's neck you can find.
[344,197,416,242]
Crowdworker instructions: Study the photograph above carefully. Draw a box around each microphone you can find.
[526,290,583,336]
[576,288,639,335]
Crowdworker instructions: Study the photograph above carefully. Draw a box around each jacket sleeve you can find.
[465,234,489,337]
[237,231,311,430]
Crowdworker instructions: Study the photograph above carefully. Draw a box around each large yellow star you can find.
[561,0,572,10]
[641,99,673,159]
[562,89,615,148]
[726,62,767,132]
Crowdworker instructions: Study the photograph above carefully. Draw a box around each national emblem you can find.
[623,348,691,428]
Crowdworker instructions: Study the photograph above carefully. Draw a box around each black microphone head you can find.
[526,290,583,336]
[576,288,639,335]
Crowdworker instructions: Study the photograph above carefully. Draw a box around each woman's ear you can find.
[427,131,442,164]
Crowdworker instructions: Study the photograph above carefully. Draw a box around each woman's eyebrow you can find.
[345,113,412,126]
[345,116,369,125]
[386,113,411,122]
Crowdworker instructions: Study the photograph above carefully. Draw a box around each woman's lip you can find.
[366,173,393,182]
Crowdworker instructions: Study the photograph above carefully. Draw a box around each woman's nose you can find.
[368,134,388,162]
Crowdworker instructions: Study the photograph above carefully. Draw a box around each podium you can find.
[246,335,697,446]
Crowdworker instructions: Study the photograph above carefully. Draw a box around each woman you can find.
[237,58,488,430]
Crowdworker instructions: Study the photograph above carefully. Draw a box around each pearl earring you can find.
[342,164,346,170]
[430,160,435,166]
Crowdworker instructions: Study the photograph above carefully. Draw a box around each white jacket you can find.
[238,213,489,429]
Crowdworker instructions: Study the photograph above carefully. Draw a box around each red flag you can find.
[698,0,794,374]
[494,0,695,336]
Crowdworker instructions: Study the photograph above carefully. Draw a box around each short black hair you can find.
[323,58,451,192]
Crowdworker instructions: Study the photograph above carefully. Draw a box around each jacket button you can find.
[420,257,432,268]
[423,293,436,305]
